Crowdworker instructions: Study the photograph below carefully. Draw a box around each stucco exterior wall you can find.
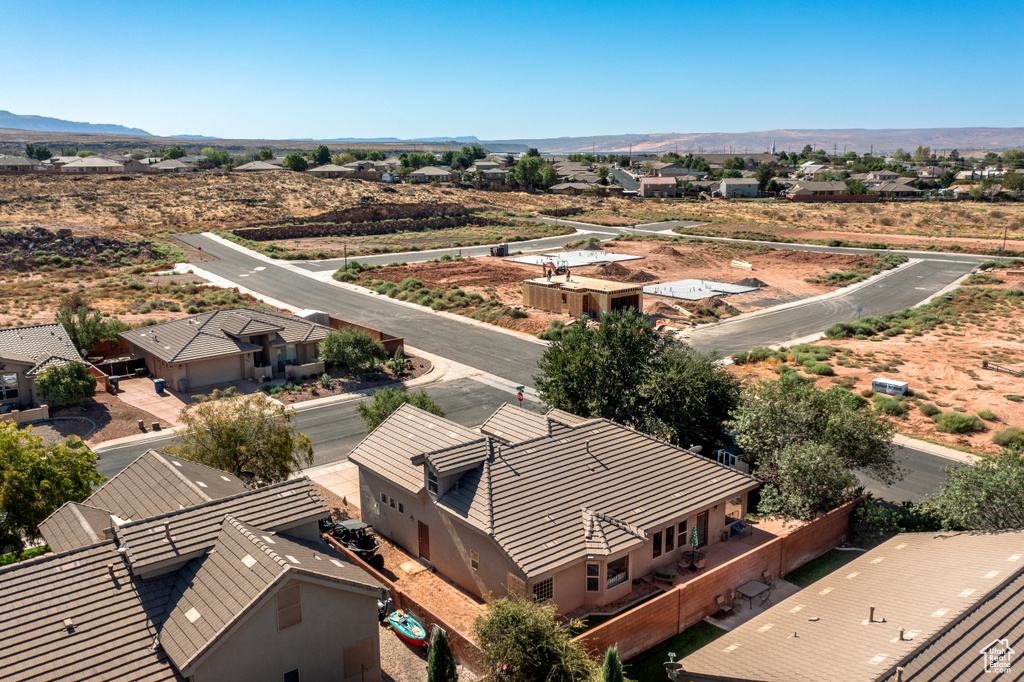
[191,578,380,682]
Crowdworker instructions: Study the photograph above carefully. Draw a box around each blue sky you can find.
[3,1,1022,140]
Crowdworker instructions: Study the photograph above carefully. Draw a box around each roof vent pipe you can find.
[869,605,875,623]
[107,563,115,576]
[896,668,904,682]
[898,627,905,641]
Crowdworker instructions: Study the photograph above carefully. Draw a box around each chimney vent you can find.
[898,627,905,641]
[896,667,905,682]
[107,563,115,576]
[869,605,875,623]
[63,618,74,630]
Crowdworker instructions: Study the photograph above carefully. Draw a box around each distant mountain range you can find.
[0,110,152,136]
[297,135,481,143]
[482,128,1024,155]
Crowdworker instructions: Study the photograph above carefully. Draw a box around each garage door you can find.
[186,356,244,390]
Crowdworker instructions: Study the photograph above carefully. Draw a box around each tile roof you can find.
[120,308,328,364]
[0,322,84,374]
[675,530,1024,682]
[159,517,381,673]
[437,418,757,577]
[233,160,285,171]
[39,450,249,552]
[37,501,116,553]
[873,182,922,193]
[116,477,327,575]
[479,403,550,443]
[639,177,677,186]
[60,156,125,169]
[347,403,481,493]
[411,166,454,177]
[0,543,183,682]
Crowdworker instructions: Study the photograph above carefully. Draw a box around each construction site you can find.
[352,237,896,336]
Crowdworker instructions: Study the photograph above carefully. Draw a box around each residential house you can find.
[123,157,163,173]
[120,308,329,392]
[6,469,384,682]
[408,166,455,183]
[639,177,677,197]
[308,163,355,179]
[866,169,900,183]
[651,162,688,177]
[342,160,378,173]
[381,156,402,170]
[45,155,80,168]
[467,161,503,172]
[59,156,124,173]
[787,180,851,197]
[522,275,643,316]
[0,323,88,413]
[916,165,944,179]
[672,530,1024,682]
[349,403,757,614]
[233,160,286,172]
[872,182,923,198]
[151,158,195,173]
[720,178,760,198]
[0,155,41,172]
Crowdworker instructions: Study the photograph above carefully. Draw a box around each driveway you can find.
[115,377,264,427]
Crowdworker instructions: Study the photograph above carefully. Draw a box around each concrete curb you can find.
[894,433,980,464]
[913,270,976,307]
[91,425,182,451]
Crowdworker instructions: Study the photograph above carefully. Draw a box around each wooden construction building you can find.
[522,275,643,316]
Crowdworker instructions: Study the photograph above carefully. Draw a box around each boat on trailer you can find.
[378,597,426,646]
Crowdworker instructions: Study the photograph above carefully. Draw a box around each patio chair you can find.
[757,583,775,608]
[715,594,736,618]
[762,570,776,588]
[695,557,707,573]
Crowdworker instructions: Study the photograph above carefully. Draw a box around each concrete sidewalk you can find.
[299,460,361,511]
[894,433,980,464]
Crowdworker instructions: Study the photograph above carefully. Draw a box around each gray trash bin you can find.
[154,378,166,394]
[179,378,190,393]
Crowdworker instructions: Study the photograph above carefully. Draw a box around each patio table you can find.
[682,550,705,571]
[736,579,770,609]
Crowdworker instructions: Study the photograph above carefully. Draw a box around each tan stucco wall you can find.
[190,578,380,682]
[358,469,522,604]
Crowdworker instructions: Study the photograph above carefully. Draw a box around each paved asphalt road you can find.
[94,377,542,480]
[610,168,640,191]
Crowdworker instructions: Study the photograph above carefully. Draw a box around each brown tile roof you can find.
[639,177,677,186]
[675,531,1024,682]
[116,478,327,575]
[37,501,115,553]
[0,322,84,374]
[120,308,329,364]
[347,403,481,493]
[480,403,550,443]
[159,517,381,673]
[233,160,285,171]
[0,543,183,682]
[437,419,757,577]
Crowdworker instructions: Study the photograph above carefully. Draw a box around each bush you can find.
[35,361,97,406]
[860,388,874,398]
[851,497,941,547]
[977,408,998,421]
[318,328,386,375]
[537,319,567,341]
[1005,394,1023,402]
[993,427,1024,449]
[934,412,985,433]
[872,395,906,417]
[317,373,332,389]
[919,403,940,418]
[804,362,834,376]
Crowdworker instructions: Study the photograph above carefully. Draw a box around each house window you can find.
[389,497,396,509]
[665,525,674,552]
[652,531,662,558]
[276,583,302,631]
[607,555,629,590]
[0,374,18,401]
[586,562,600,592]
[678,521,687,548]
[427,469,438,495]
[398,502,404,514]
[283,671,299,682]
[380,492,387,504]
[533,577,553,603]
[471,551,480,571]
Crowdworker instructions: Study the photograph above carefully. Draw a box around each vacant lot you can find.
[730,270,1024,454]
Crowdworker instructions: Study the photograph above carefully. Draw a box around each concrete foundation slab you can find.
[505,250,644,267]
[644,279,757,301]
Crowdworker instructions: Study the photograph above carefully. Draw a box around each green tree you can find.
[892,148,911,163]
[0,421,104,555]
[925,450,1024,530]
[727,378,902,520]
[539,162,559,189]
[723,156,747,170]
[318,328,386,375]
[845,179,869,195]
[56,305,129,353]
[524,147,541,158]
[159,146,187,160]
[473,597,598,682]
[167,388,313,486]
[596,166,610,185]
[35,362,97,407]
[312,145,331,165]
[24,143,51,161]
[513,155,545,189]
[426,628,459,682]
[1001,171,1024,192]
[333,152,357,165]
[939,170,957,187]
[912,146,931,165]
[259,148,274,161]
[602,646,625,682]
[355,387,445,434]
[755,162,774,193]
[283,153,308,172]
[201,147,231,167]
[722,169,742,179]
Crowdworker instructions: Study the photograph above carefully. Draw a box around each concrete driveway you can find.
[115,377,187,426]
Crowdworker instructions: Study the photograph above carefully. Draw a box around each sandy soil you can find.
[38,390,170,447]
[727,272,1024,454]
[360,240,891,335]
[271,354,432,405]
